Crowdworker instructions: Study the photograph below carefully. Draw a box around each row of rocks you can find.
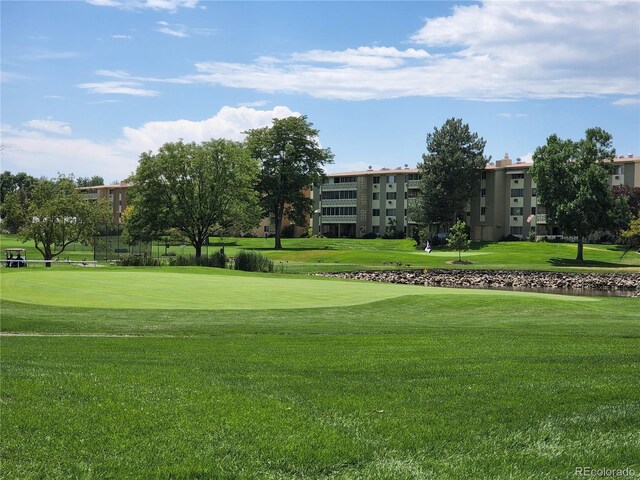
[318,269,640,297]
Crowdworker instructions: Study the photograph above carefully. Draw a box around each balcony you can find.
[321,182,357,191]
[536,214,547,224]
[321,215,357,223]
[321,198,357,206]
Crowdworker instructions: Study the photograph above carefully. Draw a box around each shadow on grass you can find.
[244,246,335,252]
[548,257,636,268]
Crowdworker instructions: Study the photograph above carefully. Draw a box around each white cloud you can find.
[172,1,638,101]
[237,100,269,108]
[292,47,430,69]
[1,106,298,180]
[612,98,640,106]
[23,119,72,135]
[77,81,160,97]
[1,71,30,83]
[112,34,133,40]
[0,125,133,180]
[86,0,198,11]
[116,106,298,154]
[156,21,188,38]
[20,50,81,61]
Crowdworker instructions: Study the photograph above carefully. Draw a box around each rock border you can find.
[318,269,640,297]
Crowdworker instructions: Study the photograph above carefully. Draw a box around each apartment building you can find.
[312,167,421,238]
[78,183,131,225]
[313,154,640,241]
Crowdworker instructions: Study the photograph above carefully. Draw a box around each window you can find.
[386,175,396,184]
[334,176,356,183]
[386,192,396,200]
[372,226,380,234]
[481,188,486,197]
[372,209,380,217]
[386,208,396,216]
[510,226,523,235]
[531,207,536,215]
[322,207,356,216]
[531,188,537,197]
[511,174,524,179]
[481,171,487,180]
[407,189,419,198]
[407,173,420,181]
[263,226,270,233]
[511,188,524,197]
[480,206,486,216]
[322,190,357,200]
[373,176,380,184]
[372,192,380,200]
[510,207,523,216]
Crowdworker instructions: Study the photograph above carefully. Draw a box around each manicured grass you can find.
[2,233,639,272]
[0,268,592,310]
[1,269,639,478]
[215,237,640,273]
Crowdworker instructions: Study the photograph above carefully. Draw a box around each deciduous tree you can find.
[76,175,105,187]
[245,116,334,250]
[126,139,260,258]
[18,176,112,266]
[446,219,471,262]
[529,128,620,261]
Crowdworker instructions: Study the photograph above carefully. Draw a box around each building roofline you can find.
[77,183,132,190]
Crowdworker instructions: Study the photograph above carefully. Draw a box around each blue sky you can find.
[2,0,639,182]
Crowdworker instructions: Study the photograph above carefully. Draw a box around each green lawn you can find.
[1,268,638,479]
[2,234,639,273]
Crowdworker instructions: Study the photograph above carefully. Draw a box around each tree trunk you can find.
[576,237,584,262]
[194,242,202,259]
[44,245,53,268]
[274,220,282,250]
[274,203,284,250]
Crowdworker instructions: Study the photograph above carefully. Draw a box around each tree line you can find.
[414,119,640,261]
[0,116,334,264]
[1,115,639,264]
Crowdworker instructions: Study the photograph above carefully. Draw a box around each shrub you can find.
[282,224,297,238]
[167,252,228,268]
[117,255,163,267]
[234,250,273,272]
[500,234,521,242]
[361,232,378,239]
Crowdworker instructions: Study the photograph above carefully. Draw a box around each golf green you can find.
[0,269,592,310]
[1,270,424,310]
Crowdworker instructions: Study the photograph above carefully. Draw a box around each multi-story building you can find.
[312,167,421,237]
[78,183,131,225]
[313,154,640,241]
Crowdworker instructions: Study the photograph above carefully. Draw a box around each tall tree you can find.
[126,139,260,258]
[413,118,489,230]
[17,176,112,266]
[612,185,640,223]
[76,175,105,187]
[245,116,334,250]
[1,171,38,203]
[0,171,39,233]
[529,128,620,261]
